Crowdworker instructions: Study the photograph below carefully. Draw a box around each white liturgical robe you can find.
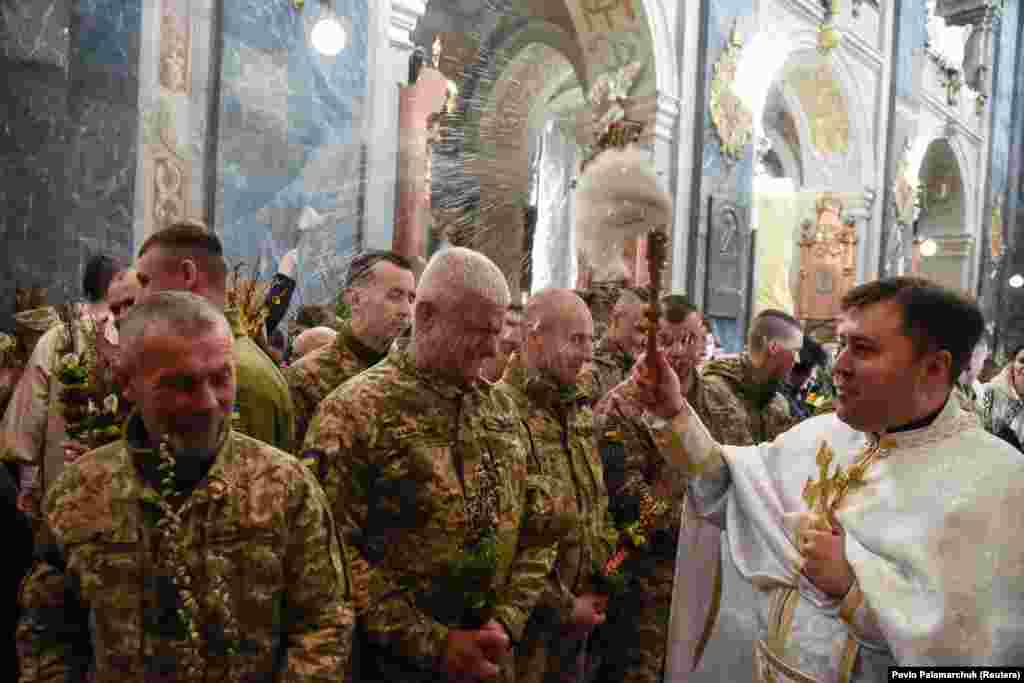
[660,395,1024,682]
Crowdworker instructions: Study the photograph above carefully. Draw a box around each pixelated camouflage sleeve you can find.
[304,401,452,670]
[490,473,561,641]
[598,406,663,530]
[515,473,576,624]
[16,540,93,682]
[278,463,356,682]
[284,364,318,448]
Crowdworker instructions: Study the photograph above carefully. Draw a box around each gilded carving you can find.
[797,194,857,321]
[709,23,753,164]
[787,63,849,156]
[579,0,636,32]
[159,3,191,94]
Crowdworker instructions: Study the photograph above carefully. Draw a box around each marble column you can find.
[393,68,448,271]
[363,0,428,251]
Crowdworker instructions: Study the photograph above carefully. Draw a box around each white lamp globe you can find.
[311,16,346,56]
[1009,274,1024,289]
[919,238,938,257]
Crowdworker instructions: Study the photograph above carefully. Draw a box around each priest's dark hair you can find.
[840,276,984,384]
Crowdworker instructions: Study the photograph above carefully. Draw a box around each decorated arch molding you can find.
[735,28,875,190]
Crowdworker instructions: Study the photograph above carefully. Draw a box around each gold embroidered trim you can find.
[755,638,821,683]
[838,635,860,683]
[838,579,864,624]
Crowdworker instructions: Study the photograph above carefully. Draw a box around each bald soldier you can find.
[586,289,647,402]
[496,289,615,683]
[291,327,337,361]
[135,221,296,452]
[302,248,563,683]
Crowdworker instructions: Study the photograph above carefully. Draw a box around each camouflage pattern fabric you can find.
[284,321,385,446]
[592,372,723,683]
[496,356,615,683]
[581,338,634,405]
[228,308,297,453]
[302,341,562,683]
[699,353,798,446]
[16,419,354,682]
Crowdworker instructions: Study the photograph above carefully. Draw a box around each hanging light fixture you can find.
[1009,274,1024,289]
[919,238,938,257]
[310,1,347,56]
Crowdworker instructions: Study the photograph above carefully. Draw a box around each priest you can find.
[630,277,1024,680]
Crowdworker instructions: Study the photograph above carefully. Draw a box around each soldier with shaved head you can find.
[495,288,614,683]
[585,289,647,402]
[302,247,564,683]
[699,309,803,445]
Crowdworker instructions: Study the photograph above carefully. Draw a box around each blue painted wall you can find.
[895,0,927,101]
[697,0,755,354]
[701,0,755,210]
[216,0,369,311]
[989,0,1020,204]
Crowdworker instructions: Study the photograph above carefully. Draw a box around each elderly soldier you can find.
[135,221,296,452]
[285,250,414,444]
[700,309,802,445]
[585,288,647,401]
[594,294,723,683]
[1,263,139,518]
[16,292,353,682]
[496,289,613,683]
[303,247,562,683]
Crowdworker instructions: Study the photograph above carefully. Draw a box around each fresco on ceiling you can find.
[785,62,850,156]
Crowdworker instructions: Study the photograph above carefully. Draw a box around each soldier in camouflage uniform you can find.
[593,295,723,683]
[699,309,802,445]
[302,248,562,683]
[583,288,647,402]
[286,250,415,444]
[495,289,614,683]
[135,221,297,452]
[17,292,353,682]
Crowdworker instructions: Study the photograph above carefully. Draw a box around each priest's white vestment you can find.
[661,396,1024,682]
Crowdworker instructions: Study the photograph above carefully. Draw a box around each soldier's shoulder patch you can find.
[300,448,327,472]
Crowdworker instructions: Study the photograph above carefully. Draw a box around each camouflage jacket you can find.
[699,353,797,446]
[228,309,297,453]
[16,415,353,683]
[285,320,385,446]
[582,338,634,404]
[496,356,614,624]
[302,342,562,682]
[594,372,721,559]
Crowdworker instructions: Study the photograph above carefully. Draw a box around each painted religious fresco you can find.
[215,0,369,313]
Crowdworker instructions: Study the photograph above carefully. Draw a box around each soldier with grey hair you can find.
[17,291,354,682]
[303,247,564,683]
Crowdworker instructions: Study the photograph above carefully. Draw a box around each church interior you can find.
[2,0,1023,354]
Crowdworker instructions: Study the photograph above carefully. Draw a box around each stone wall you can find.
[0,0,141,330]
